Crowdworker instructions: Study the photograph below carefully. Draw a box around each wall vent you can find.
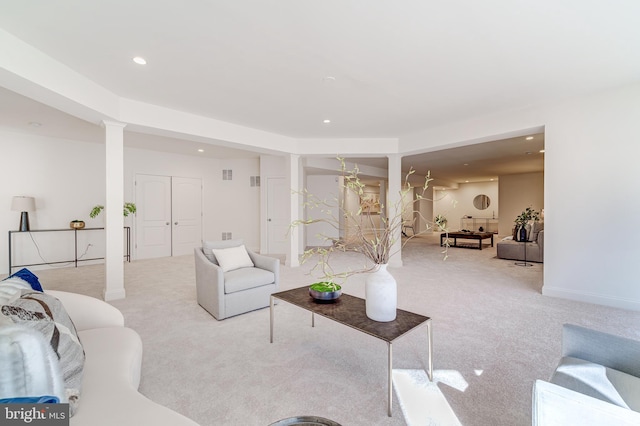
[222,232,232,240]
[250,176,261,187]
[222,169,233,180]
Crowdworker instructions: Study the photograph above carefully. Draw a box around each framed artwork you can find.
[360,192,380,214]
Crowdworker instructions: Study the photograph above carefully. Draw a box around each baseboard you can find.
[542,285,640,312]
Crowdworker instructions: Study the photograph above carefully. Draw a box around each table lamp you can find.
[11,196,36,231]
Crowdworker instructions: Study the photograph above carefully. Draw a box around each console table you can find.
[459,217,498,233]
[8,227,130,274]
[270,286,432,417]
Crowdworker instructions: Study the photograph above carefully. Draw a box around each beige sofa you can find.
[47,290,199,426]
[497,229,544,263]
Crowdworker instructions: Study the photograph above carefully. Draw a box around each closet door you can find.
[171,177,202,256]
[135,174,172,259]
[266,176,289,254]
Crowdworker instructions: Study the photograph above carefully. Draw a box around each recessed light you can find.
[465,180,469,183]
[463,163,469,166]
[197,149,204,153]
[323,76,336,83]
[539,149,545,153]
[323,119,331,124]
[490,179,494,181]
[526,136,534,140]
[133,56,147,65]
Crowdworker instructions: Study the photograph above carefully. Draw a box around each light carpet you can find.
[15,235,640,426]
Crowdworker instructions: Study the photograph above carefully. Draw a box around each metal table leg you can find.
[427,319,433,381]
[388,342,393,417]
[270,296,274,343]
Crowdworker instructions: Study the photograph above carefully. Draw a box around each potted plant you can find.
[434,214,447,230]
[308,281,343,301]
[292,158,451,319]
[90,202,137,219]
[514,206,541,241]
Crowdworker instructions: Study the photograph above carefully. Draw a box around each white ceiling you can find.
[1,1,638,179]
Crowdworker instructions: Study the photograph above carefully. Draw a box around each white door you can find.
[136,174,172,259]
[267,177,289,254]
[171,177,202,256]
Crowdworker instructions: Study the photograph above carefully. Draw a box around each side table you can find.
[515,239,532,267]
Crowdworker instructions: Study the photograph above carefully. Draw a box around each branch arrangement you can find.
[292,158,453,286]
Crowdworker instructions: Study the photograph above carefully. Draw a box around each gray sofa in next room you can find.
[497,229,544,263]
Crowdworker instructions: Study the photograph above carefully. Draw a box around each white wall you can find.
[0,131,106,274]
[124,148,260,253]
[1,131,262,275]
[498,172,544,235]
[543,85,640,310]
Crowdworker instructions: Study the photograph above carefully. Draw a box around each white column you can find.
[286,154,300,267]
[379,180,387,221]
[387,154,403,267]
[102,120,127,301]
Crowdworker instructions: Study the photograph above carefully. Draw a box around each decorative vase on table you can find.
[518,224,529,242]
[365,264,397,322]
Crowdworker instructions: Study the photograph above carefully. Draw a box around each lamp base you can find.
[19,211,30,232]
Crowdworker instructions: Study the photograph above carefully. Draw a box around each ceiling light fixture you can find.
[197,149,204,153]
[323,119,331,124]
[539,149,545,153]
[526,136,534,140]
[463,163,469,166]
[133,56,147,65]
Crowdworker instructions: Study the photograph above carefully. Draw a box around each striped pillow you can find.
[1,292,85,416]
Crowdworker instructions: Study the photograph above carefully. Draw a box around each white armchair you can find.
[194,239,279,320]
[533,324,640,425]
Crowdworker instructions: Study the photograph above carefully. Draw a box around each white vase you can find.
[365,264,397,322]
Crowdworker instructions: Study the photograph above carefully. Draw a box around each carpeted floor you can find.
[19,234,640,426]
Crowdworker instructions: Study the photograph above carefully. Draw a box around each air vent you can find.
[222,169,233,180]
[222,232,232,240]
[250,176,261,187]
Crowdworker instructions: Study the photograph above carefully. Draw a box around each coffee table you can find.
[270,287,433,417]
[441,231,494,250]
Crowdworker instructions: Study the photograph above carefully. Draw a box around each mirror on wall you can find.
[473,194,491,210]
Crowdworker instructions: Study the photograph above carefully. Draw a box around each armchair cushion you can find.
[224,268,276,294]
[212,245,254,272]
[551,356,640,410]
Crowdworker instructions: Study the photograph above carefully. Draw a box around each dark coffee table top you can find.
[444,231,494,238]
[272,286,430,343]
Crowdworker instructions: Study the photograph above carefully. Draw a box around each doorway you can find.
[135,174,202,259]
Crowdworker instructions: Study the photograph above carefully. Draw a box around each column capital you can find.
[101,119,127,129]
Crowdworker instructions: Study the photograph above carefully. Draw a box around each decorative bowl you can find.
[70,221,85,229]
[309,282,342,302]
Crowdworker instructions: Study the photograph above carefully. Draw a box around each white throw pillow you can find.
[211,245,254,272]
